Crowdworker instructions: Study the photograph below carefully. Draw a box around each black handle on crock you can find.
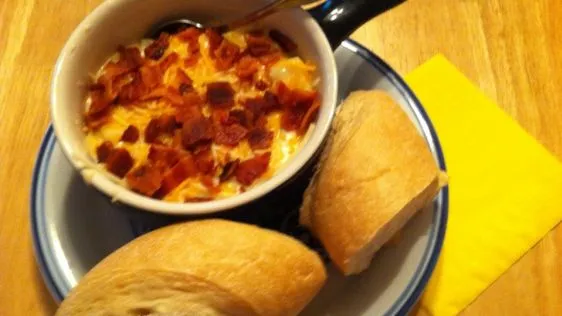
[308,0,406,49]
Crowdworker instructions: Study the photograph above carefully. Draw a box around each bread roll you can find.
[56,219,327,316]
[301,90,445,275]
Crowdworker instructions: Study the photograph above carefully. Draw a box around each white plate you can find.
[31,39,448,315]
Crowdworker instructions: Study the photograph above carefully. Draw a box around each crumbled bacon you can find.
[259,51,282,67]
[211,109,230,126]
[181,91,203,107]
[214,40,240,70]
[118,71,147,104]
[226,109,252,128]
[206,28,223,57]
[144,115,178,143]
[243,91,279,117]
[176,27,201,43]
[118,46,145,69]
[88,89,112,115]
[235,152,271,186]
[85,109,110,130]
[219,159,239,182]
[269,30,297,53]
[194,151,215,175]
[246,33,275,57]
[105,148,134,178]
[159,52,179,73]
[206,82,235,108]
[148,144,185,169]
[299,97,321,134]
[184,54,200,67]
[96,141,114,162]
[255,80,269,91]
[175,104,203,124]
[215,124,248,146]
[236,55,260,80]
[159,156,198,195]
[139,64,162,90]
[144,33,170,60]
[175,69,193,91]
[144,119,160,143]
[247,127,274,150]
[126,164,163,196]
[181,117,214,149]
[121,125,140,143]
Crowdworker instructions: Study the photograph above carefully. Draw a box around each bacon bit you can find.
[164,86,185,106]
[247,127,274,150]
[214,40,240,70]
[219,159,239,182]
[236,55,260,80]
[118,46,145,69]
[148,144,185,169]
[96,141,114,162]
[181,117,214,149]
[176,27,202,43]
[105,148,134,178]
[184,54,200,67]
[255,80,269,91]
[88,83,105,91]
[246,33,275,57]
[144,33,170,60]
[175,104,203,124]
[206,28,223,57]
[144,115,178,143]
[139,65,162,90]
[226,109,252,128]
[200,175,219,192]
[299,97,321,134]
[259,51,282,67]
[192,142,211,156]
[88,89,112,115]
[269,30,297,52]
[85,109,111,130]
[274,81,317,108]
[194,153,215,175]
[100,62,131,86]
[159,114,178,134]
[179,83,193,95]
[121,125,140,143]
[235,152,271,186]
[181,91,203,107]
[158,52,179,73]
[126,164,163,196]
[211,109,230,126]
[243,92,279,117]
[206,82,235,108]
[215,124,248,146]
[144,119,160,143]
[175,68,193,90]
[118,71,147,104]
[159,156,198,195]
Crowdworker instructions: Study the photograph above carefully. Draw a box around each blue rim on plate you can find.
[31,39,448,315]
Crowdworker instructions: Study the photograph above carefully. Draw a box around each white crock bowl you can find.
[51,0,337,215]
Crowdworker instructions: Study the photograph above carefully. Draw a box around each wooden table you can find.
[1,0,560,314]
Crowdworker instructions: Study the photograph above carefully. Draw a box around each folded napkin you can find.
[404,55,562,315]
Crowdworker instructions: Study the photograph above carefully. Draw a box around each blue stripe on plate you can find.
[30,126,65,302]
[30,39,448,314]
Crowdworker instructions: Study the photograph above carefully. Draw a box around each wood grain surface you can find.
[1,0,561,315]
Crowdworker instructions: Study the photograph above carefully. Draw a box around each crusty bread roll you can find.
[56,219,327,316]
[301,90,445,276]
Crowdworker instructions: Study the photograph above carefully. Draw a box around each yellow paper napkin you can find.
[404,55,562,315]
